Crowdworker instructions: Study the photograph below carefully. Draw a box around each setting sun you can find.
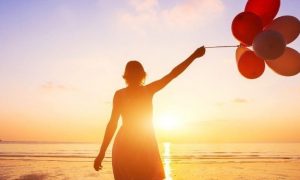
[154,114,181,131]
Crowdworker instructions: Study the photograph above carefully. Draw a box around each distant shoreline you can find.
[0,140,98,144]
[1,140,300,144]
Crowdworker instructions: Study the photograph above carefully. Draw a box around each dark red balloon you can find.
[237,51,265,79]
[232,12,263,46]
[245,0,280,27]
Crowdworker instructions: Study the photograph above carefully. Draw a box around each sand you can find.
[1,159,300,180]
[170,161,300,180]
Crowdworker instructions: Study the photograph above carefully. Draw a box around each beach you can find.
[170,161,300,180]
[1,142,300,180]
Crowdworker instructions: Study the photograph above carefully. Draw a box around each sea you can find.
[0,142,300,180]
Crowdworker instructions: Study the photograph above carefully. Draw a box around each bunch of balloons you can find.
[231,0,300,79]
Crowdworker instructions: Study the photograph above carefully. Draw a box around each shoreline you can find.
[1,159,300,180]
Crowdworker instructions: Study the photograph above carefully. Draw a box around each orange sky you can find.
[0,0,300,143]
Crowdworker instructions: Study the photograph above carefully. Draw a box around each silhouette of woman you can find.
[94,46,206,180]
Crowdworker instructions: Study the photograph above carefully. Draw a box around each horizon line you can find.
[1,139,300,144]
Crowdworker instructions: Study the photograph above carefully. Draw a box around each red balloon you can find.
[245,0,280,27]
[232,12,263,46]
[237,51,265,79]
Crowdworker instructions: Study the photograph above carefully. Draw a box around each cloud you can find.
[162,0,224,27]
[118,0,158,33]
[232,98,248,104]
[216,98,249,107]
[104,101,112,105]
[118,0,224,32]
[216,102,225,107]
[40,81,76,92]
[129,0,158,12]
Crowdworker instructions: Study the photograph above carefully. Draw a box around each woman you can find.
[94,46,206,179]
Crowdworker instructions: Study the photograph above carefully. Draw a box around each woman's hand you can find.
[191,46,206,59]
[94,154,104,171]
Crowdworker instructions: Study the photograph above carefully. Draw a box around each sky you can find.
[0,0,300,143]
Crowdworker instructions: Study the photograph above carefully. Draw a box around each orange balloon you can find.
[237,51,265,79]
[267,16,300,44]
[236,46,250,61]
[266,47,300,76]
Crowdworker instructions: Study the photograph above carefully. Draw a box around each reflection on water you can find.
[1,142,300,179]
[163,142,172,180]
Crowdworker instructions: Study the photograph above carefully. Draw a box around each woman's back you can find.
[117,86,154,129]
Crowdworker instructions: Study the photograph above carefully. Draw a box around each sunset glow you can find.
[154,114,181,131]
[0,0,299,143]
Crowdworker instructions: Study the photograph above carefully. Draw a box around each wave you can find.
[1,153,299,161]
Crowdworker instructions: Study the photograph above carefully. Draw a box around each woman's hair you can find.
[123,61,146,86]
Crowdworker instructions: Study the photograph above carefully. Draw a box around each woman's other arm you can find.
[94,91,121,171]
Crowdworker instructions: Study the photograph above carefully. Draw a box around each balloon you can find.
[266,47,300,76]
[267,16,300,44]
[236,45,249,61]
[245,0,280,27]
[253,30,286,60]
[237,51,265,79]
[231,12,263,46]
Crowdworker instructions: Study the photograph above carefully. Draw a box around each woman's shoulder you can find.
[112,89,126,103]
[115,88,126,96]
[114,87,133,97]
[115,86,150,96]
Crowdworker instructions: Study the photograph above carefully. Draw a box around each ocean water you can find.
[0,142,300,179]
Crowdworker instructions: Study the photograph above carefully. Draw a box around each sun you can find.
[154,114,181,131]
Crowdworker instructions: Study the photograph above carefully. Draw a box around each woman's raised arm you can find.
[146,46,205,94]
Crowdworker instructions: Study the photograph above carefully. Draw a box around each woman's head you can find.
[123,61,146,86]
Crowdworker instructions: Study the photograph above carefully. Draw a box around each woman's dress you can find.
[112,87,165,180]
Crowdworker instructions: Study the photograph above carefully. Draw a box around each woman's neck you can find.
[127,84,143,88]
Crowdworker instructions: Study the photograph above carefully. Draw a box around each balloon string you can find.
[205,45,240,49]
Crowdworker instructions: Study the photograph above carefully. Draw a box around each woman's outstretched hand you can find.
[94,154,104,171]
[191,46,206,59]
